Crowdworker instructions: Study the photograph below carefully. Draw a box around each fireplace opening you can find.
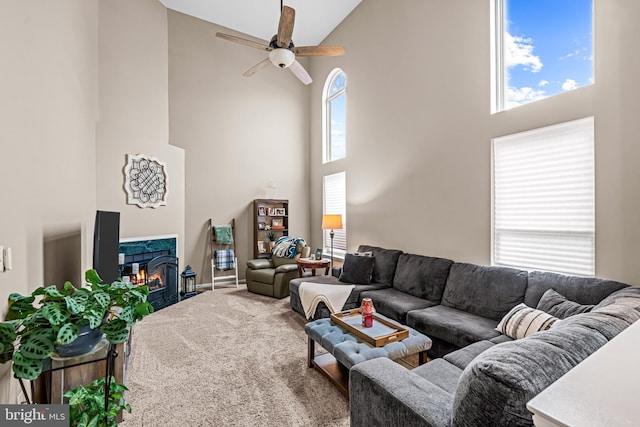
[119,236,179,311]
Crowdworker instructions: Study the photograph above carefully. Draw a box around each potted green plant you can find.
[267,231,277,251]
[0,269,154,380]
[64,375,131,427]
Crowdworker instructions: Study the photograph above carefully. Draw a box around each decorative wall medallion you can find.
[123,154,168,208]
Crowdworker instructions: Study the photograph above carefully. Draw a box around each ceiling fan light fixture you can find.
[269,48,295,68]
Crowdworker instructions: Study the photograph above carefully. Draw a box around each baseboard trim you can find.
[197,280,246,290]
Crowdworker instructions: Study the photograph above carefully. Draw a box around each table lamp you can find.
[322,214,343,271]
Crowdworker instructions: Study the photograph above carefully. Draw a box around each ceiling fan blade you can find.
[289,60,312,85]
[293,46,346,57]
[243,58,271,77]
[277,6,295,48]
[215,32,271,51]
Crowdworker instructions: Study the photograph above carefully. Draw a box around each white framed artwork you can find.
[123,154,168,208]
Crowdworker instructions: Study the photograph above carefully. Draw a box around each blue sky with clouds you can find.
[505,0,593,109]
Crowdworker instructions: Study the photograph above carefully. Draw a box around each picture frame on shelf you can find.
[271,219,284,229]
[267,207,275,216]
[257,240,266,253]
[258,206,266,216]
[258,222,265,230]
[273,208,286,216]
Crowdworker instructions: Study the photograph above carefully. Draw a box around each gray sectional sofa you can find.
[288,244,640,426]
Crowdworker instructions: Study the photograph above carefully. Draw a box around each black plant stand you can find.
[18,341,119,415]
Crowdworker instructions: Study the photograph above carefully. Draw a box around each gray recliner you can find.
[245,240,310,298]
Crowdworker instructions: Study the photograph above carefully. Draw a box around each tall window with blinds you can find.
[323,172,346,256]
[492,117,595,276]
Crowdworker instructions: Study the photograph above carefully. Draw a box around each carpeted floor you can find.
[120,285,349,427]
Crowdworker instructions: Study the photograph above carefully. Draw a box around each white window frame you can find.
[323,172,346,258]
[491,117,595,276]
[323,69,346,163]
[491,0,594,113]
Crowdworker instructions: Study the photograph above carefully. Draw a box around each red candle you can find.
[361,298,375,328]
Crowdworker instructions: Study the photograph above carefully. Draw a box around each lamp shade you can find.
[269,48,295,68]
[322,214,343,230]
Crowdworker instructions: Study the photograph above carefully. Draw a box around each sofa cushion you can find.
[392,253,454,302]
[495,303,559,340]
[489,334,513,344]
[536,288,594,319]
[441,263,528,321]
[339,253,375,285]
[451,320,610,427]
[412,358,463,394]
[524,270,627,308]
[360,288,437,324]
[443,340,495,370]
[593,286,640,310]
[357,245,403,286]
[289,276,387,320]
[406,305,502,350]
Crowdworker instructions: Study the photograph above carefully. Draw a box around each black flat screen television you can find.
[92,210,120,284]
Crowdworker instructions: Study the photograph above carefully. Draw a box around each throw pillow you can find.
[536,289,595,319]
[495,303,559,340]
[339,253,375,285]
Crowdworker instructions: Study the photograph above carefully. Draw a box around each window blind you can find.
[323,172,346,252]
[492,117,595,276]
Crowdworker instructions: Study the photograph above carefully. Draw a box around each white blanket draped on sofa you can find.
[298,282,355,319]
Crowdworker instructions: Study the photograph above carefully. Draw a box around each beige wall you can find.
[0,0,99,403]
[0,0,187,403]
[167,11,310,283]
[309,0,640,285]
[97,0,185,262]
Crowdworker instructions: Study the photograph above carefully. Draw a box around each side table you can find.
[296,258,330,277]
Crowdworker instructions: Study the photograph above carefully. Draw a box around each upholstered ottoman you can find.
[305,315,432,396]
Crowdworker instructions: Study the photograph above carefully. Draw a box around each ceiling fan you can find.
[215,1,346,85]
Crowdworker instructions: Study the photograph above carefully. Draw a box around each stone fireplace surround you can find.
[118,235,179,311]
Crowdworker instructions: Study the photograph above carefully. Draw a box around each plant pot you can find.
[54,324,105,358]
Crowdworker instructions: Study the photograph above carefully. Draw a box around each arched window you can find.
[323,69,346,163]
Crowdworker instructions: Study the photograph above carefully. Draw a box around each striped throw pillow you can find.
[496,303,560,339]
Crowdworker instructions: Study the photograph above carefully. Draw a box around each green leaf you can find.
[91,291,110,309]
[20,335,54,360]
[0,322,17,343]
[85,269,103,285]
[72,290,90,304]
[12,359,42,380]
[104,329,129,344]
[83,309,105,329]
[41,303,70,325]
[135,302,154,317]
[8,293,25,301]
[101,319,129,344]
[65,296,85,315]
[43,285,65,298]
[21,327,55,343]
[63,281,75,292]
[11,351,43,380]
[5,297,36,321]
[118,306,135,323]
[100,319,127,334]
[56,323,79,345]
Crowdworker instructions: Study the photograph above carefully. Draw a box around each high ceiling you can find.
[159,0,362,47]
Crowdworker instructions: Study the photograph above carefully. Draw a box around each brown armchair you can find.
[246,240,310,298]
